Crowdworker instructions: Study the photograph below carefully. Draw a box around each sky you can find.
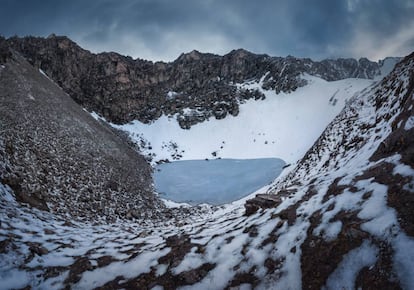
[1,0,413,62]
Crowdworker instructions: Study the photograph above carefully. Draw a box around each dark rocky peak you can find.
[7,35,88,59]
[225,48,261,59]
[176,49,203,62]
[0,36,12,63]
[175,50,220,64]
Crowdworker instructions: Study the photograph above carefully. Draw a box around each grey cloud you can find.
[0,0,413,61]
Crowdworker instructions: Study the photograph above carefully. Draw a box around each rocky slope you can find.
[5,35,388,129]
[0,40,413,289]
[0,45,165,221]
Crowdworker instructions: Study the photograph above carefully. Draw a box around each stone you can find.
[244,194,283,215]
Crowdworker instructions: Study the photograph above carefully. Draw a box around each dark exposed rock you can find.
[322,176,347,203]
[301,210,369,290]
[355,241,402,290]
[28,242,49,256]
[0,37,12,63]
[278,204,298,226]
[5,35,384,129]
[158,234,195,268]
[0,238,12,254]
[226,271,259,289]
[356,161,414,237]
[65,257,93,285]
[244,194,283,215]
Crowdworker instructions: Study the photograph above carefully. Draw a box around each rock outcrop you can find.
[6,35,384,128]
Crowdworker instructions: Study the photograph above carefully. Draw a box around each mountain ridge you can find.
[3,35,398,129]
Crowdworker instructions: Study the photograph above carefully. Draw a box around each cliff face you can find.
[6,35,383,128]
[0,45,164,221]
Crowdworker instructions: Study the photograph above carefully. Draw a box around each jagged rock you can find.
[5,35,384,129]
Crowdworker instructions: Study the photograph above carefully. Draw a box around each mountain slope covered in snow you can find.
[110,74,376,165]
[0,40,413,289]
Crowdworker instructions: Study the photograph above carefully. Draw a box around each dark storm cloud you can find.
[1,0,413,61]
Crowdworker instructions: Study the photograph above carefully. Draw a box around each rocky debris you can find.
[0,50,165,221]
[0,36,12,63]
[28,242,49,256]
[244,194,283,215]
[5,36,386,129]
[244,187,298,215]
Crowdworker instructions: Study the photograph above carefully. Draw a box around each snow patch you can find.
[404,116,414,130]
[324,241,378,290]
[0,269,31,290]
[38,68,54,82]
[393,233,414,290]
[166,91,179,99]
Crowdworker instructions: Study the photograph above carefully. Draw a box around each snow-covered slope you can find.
[110,74,375,165]
[1,52,413,290]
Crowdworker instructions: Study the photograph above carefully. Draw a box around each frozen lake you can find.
[153,158,286,205]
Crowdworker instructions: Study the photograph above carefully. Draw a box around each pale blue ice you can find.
[153,158,286,205]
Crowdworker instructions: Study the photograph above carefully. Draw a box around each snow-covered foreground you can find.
[109,74,376,165]
[1,55,413,289]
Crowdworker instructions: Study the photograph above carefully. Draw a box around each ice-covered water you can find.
[153,158,286,205]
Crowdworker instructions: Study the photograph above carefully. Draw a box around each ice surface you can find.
[153,158,285,205]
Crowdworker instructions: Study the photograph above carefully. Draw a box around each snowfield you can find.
[106,74,376,165]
